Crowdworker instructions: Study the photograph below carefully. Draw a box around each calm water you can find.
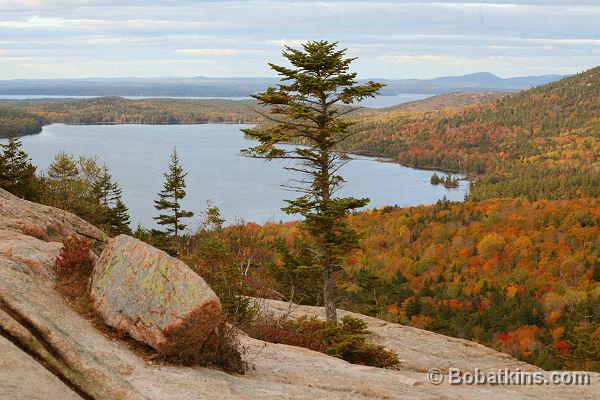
[6,124,467,229]
[0,94,432,108]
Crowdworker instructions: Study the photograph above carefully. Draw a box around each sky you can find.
[0,0,599,79]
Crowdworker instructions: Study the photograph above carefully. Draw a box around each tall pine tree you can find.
[242,41,383,322]
[0,133,39,200]
[154,148,193,237]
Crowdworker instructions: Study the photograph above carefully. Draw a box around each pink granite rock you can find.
[90,235,222,355]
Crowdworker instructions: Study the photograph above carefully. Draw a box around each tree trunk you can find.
[323,264,337,323]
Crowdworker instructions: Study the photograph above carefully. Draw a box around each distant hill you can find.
[376,72,564,94]
[345,66,600,200]
[0,72,563,97]
[425,72,563,88]
[382,91,507,113]
[0,77,278,98]
[0,107,43,137]
[0,97,264,136]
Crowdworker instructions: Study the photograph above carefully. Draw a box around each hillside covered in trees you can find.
[383,91,507,113]
[190,197,598,371]
[0,107,43,137]
[345,66,600,200]
[0,97,265,137]
[0,90,503,138]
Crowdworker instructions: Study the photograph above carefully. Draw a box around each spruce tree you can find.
[109,197,132,235]
[242,41,383,322]
[154,148,194,237]
[44,152,98,220]
[96,165,121,207]
[95,166,131,235]
[0,133,39,200]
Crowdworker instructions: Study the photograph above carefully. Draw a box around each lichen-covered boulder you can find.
[90,235,222,355]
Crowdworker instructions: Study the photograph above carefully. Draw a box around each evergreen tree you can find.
[108,197,132,235]
[154,148,194,237]
[592,263,600,282]
[47,151,79,181]
[94,165,131,235]
[44,152,94,217]
[95,165,121,206]
[0,133,39,199]
[270,238,323,305]
[242,41,383,322]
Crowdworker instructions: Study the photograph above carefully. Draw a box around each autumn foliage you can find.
[198,197,599,371]
[341,66,600,201]
[54,235,94,279]
[53,236,95,316]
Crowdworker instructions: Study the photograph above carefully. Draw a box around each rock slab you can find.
[0,188,106,245]
[90,234,222,355]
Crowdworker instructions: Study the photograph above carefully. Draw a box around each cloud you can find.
[378,53,599,69]
[367,34,600,47]
[84,37,123,45]
[176,48,266,56]
[262,39,307,47]
[0,16,233,30]
[379,54,460,65]
[0,0,598,78]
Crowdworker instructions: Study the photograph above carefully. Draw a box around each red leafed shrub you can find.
[555,340,572,354]
[54,235,94,279]
[168,322,248,374]
[53,236,95,317]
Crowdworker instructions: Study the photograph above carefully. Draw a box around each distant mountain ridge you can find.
[0,72,564,97]
[377,72,564,94]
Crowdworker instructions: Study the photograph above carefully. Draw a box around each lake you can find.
[6,124,468,229]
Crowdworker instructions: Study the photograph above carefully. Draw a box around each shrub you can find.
[54,235,94,279]
[242,314,400,369]
[166,322,248,374]
[20,225,50,241]
[53,235,95,316]
[243,315,324,351]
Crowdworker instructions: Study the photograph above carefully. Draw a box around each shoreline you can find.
[3,122,474,182]
[349,150,473,180]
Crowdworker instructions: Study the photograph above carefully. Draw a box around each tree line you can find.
[0,97,265,131]
[0,107,43,138]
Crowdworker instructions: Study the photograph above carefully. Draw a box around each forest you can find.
[344,66,600,200]
[0,107,43,137]
[164,196,600,371]
[0,97,265,136]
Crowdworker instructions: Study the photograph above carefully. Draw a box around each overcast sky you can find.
[0,0,599,79]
